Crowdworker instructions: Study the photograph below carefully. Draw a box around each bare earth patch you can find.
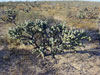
[0,44,100,75]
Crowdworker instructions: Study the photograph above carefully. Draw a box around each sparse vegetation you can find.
[1,9,17,24]
[0,2,100,75]
[77,7,99,19]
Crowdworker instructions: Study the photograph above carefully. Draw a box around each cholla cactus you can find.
[77,8,99,19]
[4,9,17,24]
[64,29,91,50]
[9,19,90,58]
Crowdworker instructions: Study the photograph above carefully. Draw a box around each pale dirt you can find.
[0,42,100,75]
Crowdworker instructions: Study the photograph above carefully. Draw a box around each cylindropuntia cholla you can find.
[9,19,91,58]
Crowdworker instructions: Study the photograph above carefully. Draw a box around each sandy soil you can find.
[0,43,100,75]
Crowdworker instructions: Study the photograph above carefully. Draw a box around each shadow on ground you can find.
[0,48,100,63]
[0,48,100,75]
[58,48,100,57]
[0,49,45,75]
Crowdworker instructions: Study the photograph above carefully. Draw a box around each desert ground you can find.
[0,1,100,75]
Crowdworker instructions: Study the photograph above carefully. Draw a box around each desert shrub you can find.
[77,8,99,19]
[77,11,85,19]
[1,9,17,24]
[8,19,90,58]
[6,9,17,24]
